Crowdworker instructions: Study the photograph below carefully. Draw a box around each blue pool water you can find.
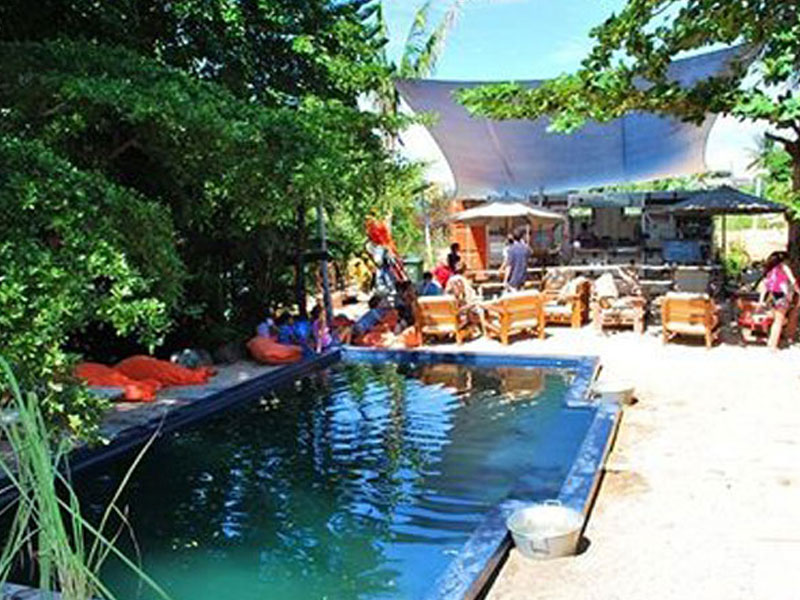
[80,360,596,600]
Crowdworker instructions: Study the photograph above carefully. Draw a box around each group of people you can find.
[256,304,333,356]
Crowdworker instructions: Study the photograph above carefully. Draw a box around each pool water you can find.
[79,361,596,600]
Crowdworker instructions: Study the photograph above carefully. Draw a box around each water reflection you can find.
[76,362,593,600]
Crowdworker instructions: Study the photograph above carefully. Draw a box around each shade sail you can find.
[668,185,786,215]
[397,47,742,198]
[450,201,564,225]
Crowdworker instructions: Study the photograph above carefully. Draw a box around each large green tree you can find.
[459,1,800,256]
[0,2,424,436]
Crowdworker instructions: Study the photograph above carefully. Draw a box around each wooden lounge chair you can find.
[661,292,720,348]
[542,273,592,328]
[591,270,647,334]
[417,295,469,344]
[483,291,546,345]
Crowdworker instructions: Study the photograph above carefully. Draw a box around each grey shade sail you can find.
[667,185,786,215]
[450,201,564,226]
[397,47,742,199]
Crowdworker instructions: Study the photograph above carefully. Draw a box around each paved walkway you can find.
[431,326,800,600]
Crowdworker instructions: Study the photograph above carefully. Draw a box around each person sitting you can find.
[310,304,333,353]
[395,280,419,328]
[256,311,275,338]
[445,265,485,334]
[432,262,452,288]
[351,295,387,342]
[417,271,442,296]
[759,251,800,350]
[275,312,296,345]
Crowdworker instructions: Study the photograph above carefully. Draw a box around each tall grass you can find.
[0,357,172,600]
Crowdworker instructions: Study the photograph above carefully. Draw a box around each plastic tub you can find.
[506,501,584,560]
[592,378,635,405]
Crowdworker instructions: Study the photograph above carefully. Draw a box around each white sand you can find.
[429,326,800,600]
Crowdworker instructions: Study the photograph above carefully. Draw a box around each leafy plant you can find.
[0,357,172,600]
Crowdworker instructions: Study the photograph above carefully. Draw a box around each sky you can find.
[382,0,764,189]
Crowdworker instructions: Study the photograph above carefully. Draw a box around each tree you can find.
[459,1,800,258]
[0,3,426,436]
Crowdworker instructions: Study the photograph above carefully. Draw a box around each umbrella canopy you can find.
[668,185,786,215]
[451,201,564,226]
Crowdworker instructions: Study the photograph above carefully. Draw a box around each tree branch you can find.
[107,137,139,161]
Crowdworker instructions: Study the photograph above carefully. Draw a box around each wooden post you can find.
[316,200,333,324]
[295,195,307,318]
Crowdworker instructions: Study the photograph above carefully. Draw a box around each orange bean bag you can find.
[400,326,422,348]
[246,336,303,365]
[358,330,395,348]
[115,355,215,386]
[75,363,161,402]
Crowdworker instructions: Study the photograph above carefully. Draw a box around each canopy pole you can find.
[316,200,333,324]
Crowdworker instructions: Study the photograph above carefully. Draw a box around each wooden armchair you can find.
[661,292,720,348]
[591,271,647,334]
[543,275,592,328]
[417,296,469,345]
[484,291,546,345]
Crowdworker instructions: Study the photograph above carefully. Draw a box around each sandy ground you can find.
[427,324,800,600]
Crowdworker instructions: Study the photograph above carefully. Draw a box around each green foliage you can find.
[0,358,172,600]
[722,240,751,280]
[0,134,183,438]
[0,2,428,437]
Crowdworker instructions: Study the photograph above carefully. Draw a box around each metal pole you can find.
[316,200,333,324]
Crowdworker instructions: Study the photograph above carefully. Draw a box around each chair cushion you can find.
[545,303,572,316]
[594,273,618,299]
[665,321,708,335]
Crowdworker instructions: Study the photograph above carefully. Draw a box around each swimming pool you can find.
[76,350,614,600]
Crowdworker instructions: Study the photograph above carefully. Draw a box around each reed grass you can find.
[0,357,172,600]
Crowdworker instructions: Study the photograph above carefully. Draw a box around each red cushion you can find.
[247,336,303,364]
[75,362,160,402]
[115,355,214,386]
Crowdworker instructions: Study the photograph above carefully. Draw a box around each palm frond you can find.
[400,0,466,79]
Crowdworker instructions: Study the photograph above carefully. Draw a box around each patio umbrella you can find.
[667,185,786,215]
[450,201,564,226]
[666,185,787,261]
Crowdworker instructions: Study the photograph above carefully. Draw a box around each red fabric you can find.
[379,309,399,332]
[75,363,160,402]
[738,302,774,334]
[115,355,215,386]
[358,331,393,348]
[432,264,452,288]
[401,326,422,348]
[332,315,353,328]
[247,336,303,365]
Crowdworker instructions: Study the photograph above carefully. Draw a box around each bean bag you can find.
[75,363,160,402]
[358,330,394,348]
[247,336,303,365]
[400,326,422,348]
[115,355,215,386]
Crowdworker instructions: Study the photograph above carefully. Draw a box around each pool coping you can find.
[3,347,618,600]
[344,347,619,600]
[0,351,342,509]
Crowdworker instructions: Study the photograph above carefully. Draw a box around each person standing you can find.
[447,243,462,273]
[505,228,532,292]
[760,251,800,350]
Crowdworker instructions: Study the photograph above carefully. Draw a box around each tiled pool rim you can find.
[3,347,620,600]
[342,348,619,600]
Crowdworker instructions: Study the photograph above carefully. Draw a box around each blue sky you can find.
[383,0,627,81]
[384,0,762,181]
